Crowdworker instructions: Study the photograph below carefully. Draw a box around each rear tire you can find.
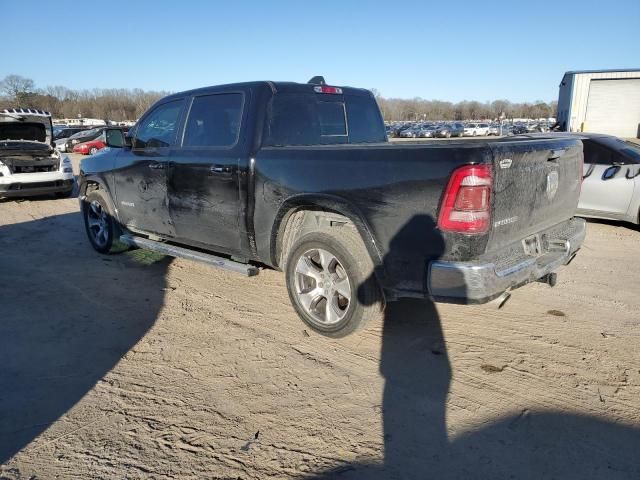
[82,190,124,254]
[285,228,383,338]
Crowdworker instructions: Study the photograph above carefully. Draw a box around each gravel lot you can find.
[1,153,639,479]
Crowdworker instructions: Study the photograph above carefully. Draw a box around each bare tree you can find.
[0,73,557,123]
[0,74,35,99]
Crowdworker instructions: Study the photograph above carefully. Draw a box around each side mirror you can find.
[105,129,125,148]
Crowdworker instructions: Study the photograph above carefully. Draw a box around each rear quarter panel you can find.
[253,143,491,295]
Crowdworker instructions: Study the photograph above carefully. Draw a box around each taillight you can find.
[314,85,343,94]
[438,164,492,234]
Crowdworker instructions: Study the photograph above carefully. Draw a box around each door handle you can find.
[209,165,232,175]
[148,162,167,170]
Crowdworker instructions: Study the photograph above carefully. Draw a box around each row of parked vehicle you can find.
[53,125,128,155]
[386,121,552,138]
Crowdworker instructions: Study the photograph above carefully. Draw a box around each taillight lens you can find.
[438,164,492,234]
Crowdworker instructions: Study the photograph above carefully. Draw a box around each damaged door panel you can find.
[168,93,246,253]
[113,99,185,237]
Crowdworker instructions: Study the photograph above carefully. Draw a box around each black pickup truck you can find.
[78,78,585,337]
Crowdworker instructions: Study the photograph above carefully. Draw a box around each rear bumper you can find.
[427,218,586,304]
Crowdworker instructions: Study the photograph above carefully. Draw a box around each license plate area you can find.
[522,234,542,257]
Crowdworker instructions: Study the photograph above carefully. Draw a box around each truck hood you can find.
[0,109,53,153]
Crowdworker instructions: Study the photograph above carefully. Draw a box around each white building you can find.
[557,69,640,138]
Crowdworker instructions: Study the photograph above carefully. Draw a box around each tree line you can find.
[0,74,168,121]
[371,89,557,121]
[0,74,557,122]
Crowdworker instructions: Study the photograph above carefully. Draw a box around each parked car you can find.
[511,125,529,135]
[392,124,412,137]
[400,126,420,138]
[434,125,453,138]
[450,123,465,137]
[488,124,500,136]
[463,123,479,136]
[53,126,88,141]
[475,123,490,136]
[0,108,75,198]
[64,127,105,152]
[54,127,92,152]
[417,125,437,138]
[79,78,585,337]
[576,133,640,225]
[73,136,106,155]
[72,128,127,155]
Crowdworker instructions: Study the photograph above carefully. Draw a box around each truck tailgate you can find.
[487,137,583,252]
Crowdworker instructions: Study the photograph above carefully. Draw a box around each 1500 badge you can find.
[494,216,519,227]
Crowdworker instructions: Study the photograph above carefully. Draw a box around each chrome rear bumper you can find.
[428,218,586,303]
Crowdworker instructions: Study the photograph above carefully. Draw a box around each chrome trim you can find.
[428,218,586,302]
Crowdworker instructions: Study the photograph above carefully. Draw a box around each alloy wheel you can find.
[86,200,109,248]
[294,248,351,325]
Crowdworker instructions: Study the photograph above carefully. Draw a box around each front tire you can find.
[285,229,383,338]
[82,190,122,254]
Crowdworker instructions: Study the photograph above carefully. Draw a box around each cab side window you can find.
[134,100,183,149]
[183,93,243,148]
[582,140,613,165]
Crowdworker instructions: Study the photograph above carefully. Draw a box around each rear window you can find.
[264,92,386,146]
[0,123,46,142]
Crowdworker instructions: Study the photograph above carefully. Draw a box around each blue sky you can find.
[2,0,638,102]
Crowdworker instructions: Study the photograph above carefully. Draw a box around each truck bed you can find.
[253,135,583,297]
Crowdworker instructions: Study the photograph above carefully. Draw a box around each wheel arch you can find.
[79,175,118,220]
[271,194,384,275]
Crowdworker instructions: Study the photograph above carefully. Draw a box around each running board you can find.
[119,234,259,277]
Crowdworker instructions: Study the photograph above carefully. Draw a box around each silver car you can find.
[577,134,640,225]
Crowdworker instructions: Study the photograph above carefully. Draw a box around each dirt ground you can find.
[1,154,639,479]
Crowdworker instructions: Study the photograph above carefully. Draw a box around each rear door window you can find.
[183,93,244,147]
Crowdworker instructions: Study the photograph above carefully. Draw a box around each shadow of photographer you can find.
[308,214,640,479]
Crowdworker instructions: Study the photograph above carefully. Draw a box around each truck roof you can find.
[161,80,372,102]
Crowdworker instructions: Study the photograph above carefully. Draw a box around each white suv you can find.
[475,123,490,136]
[0,108,75,198]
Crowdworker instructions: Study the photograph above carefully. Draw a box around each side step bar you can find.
[119,234,259,277]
